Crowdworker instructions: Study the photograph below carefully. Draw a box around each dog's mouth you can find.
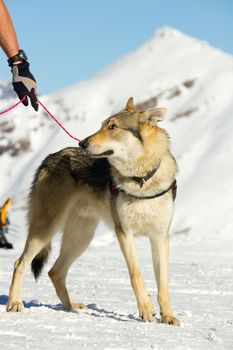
[89,150,114,158]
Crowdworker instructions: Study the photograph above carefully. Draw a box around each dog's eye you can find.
[108,124,117,130]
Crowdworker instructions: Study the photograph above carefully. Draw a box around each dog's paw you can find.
[71,302,86,310]
[161,314,180,326]
[139,304,156,322]
[6,300,24,312]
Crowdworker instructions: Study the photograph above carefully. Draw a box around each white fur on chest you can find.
[116,193,174,237]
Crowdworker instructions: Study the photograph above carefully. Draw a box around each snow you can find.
[0,27,233,349]
[1,228,233,349]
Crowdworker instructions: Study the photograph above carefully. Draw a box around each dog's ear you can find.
[139,108,167,125]
[125,97,135,112]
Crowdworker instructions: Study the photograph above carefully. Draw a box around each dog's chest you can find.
[115,194,173,236]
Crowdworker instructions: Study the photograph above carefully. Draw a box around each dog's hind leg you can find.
[7,207,64,312]
[7,234,53,312]
[150,235,180,325]
[48,213,97,310]
[7,175,74,312]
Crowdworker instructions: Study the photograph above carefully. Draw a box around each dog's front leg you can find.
[116,229,155,322]
[150,235,180,325]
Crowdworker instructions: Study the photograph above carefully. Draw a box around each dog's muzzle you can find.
[79,138,114,157]
[79,139,89,150]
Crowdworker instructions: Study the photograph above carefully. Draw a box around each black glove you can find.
[11,62,38,111]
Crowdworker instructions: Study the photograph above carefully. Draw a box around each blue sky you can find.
[0,0,232,94]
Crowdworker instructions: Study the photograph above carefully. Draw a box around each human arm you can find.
[0,0,20,58]
[0,0,38,111]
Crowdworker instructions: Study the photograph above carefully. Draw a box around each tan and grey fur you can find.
[7,97,179,325]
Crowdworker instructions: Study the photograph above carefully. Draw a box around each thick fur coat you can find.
[7,97,179,325]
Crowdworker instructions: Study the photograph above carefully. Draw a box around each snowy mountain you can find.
[1,26,233,236]
[1,27,233,349]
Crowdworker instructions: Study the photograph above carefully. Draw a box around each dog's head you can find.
[79,97,168,162]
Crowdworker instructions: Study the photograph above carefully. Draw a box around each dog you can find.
[7,97,180,325]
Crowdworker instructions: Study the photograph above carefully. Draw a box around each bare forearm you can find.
[0,0,19,58]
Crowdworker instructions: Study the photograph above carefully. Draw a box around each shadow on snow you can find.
[1,295,161,322]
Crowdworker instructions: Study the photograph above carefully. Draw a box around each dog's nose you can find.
[79,139,89,150]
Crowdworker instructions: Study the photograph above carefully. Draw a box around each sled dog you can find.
[7,97,179,325]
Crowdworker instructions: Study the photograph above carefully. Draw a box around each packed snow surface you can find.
[0,27,233,349]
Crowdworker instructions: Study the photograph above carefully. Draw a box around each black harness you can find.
[110,179,177,201]
[110,165,177,202]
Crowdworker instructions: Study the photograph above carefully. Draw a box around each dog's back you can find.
[33,147,111,193]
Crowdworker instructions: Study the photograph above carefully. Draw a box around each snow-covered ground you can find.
[0,218,233,349]
[0,27,233,349]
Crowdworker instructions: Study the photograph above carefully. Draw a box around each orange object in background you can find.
[0,197,12,225]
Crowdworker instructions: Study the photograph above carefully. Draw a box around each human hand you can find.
[11,62,38,111]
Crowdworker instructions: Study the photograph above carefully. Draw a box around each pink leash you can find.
[37,98,80,142]
[0,96,80,142]
[0,96,27,115]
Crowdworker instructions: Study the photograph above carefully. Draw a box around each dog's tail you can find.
[31,243,51,281]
